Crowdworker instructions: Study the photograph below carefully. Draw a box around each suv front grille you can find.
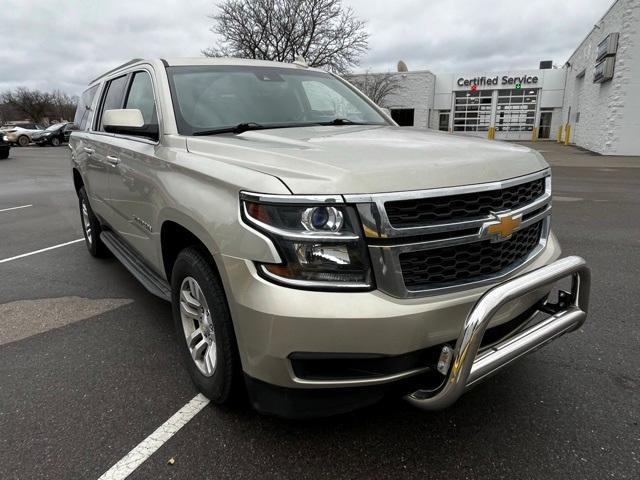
[385,178,545,228]
[399,221,543,290]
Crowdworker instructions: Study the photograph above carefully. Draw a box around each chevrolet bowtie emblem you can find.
[484,213,522,242]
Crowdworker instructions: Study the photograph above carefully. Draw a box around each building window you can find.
[453,90,492,132]
[495,88,538,132]
[391,109,415,126]
[439,111,450,131]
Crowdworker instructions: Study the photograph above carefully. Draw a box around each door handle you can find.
[106,155,121,166]
[83,147,95,155]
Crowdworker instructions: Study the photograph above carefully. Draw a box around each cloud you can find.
[0,0,613,95]
[345,0,613,73]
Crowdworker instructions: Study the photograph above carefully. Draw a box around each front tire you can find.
[17,135,29,147]
[171,248,241,404]
[78,186,110,257]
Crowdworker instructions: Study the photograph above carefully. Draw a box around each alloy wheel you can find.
[81,200,92,245]
[179,276,217,377]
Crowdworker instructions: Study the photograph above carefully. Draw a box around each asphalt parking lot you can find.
[1,142,638,479]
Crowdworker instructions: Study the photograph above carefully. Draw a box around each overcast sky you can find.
[0,0,613,96]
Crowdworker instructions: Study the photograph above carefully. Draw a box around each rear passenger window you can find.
[125,72,158,127]
[74,85,99,131]
[98,75,128,131]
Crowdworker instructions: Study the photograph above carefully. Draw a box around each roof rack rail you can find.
[89,58,144,85]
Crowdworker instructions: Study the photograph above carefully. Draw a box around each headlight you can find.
[240,193,373,290]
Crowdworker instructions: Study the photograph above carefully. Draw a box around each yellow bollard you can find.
[531,127,538,142]
[557,125,564,143]
[564,124,571,145]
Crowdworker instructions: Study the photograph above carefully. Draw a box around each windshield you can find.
[166,65,387,135]
[45,123,65,131]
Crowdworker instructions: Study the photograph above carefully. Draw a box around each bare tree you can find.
[50,90,79,122]
[1,88,78,124]
[1,88,52,124]
[204,0,369,74]
[346,72,401,107]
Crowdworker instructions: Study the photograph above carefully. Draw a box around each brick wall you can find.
[562,0,639,155]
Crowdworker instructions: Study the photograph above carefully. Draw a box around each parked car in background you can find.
[0,134,10,159]
[1,123,44,147]
[32,122,77,146]
[1,122,42,130]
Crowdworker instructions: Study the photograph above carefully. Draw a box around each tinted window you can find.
[124,72,158,126]
[73,85,99,131]
[98,75,128,131]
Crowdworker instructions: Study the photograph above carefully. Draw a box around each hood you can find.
[186,125,548,195]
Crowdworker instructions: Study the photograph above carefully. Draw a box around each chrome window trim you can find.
[347,169,550,239]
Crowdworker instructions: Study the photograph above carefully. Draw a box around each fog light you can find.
[437,345,453,375]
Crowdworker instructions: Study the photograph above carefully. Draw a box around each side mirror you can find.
[103,109,158,140]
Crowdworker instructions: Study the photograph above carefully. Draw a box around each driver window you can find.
[125,72,158,127]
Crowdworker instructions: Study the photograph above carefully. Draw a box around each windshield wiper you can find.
[192,119,382,136]
[314,118,381,126]
[192,122,266,136]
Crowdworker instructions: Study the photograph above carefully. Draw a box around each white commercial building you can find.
[352,0,639,155]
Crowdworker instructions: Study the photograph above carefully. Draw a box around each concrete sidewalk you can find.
[515,141,640,168]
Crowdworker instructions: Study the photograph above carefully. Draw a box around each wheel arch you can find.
[158,209,222,283]
[72,168,84,196]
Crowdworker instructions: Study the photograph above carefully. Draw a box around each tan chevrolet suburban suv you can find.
[70,58,590,418]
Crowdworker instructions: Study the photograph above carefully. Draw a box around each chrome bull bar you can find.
[406,255,591,410]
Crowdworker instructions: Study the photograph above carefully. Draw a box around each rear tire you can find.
[51,137,61,147]
[78,186,110,257]
[17,135,29,147]
[171,247,242,404]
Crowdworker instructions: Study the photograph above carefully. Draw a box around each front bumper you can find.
[406,255,590,410]
[219,233,562,391]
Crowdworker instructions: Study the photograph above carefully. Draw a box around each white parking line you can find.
[0,204,32,213]
[0,238,84,264]
[98,394,210,480]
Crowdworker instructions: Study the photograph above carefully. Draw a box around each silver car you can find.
[70,58,591,418]
[2,123,44,146]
